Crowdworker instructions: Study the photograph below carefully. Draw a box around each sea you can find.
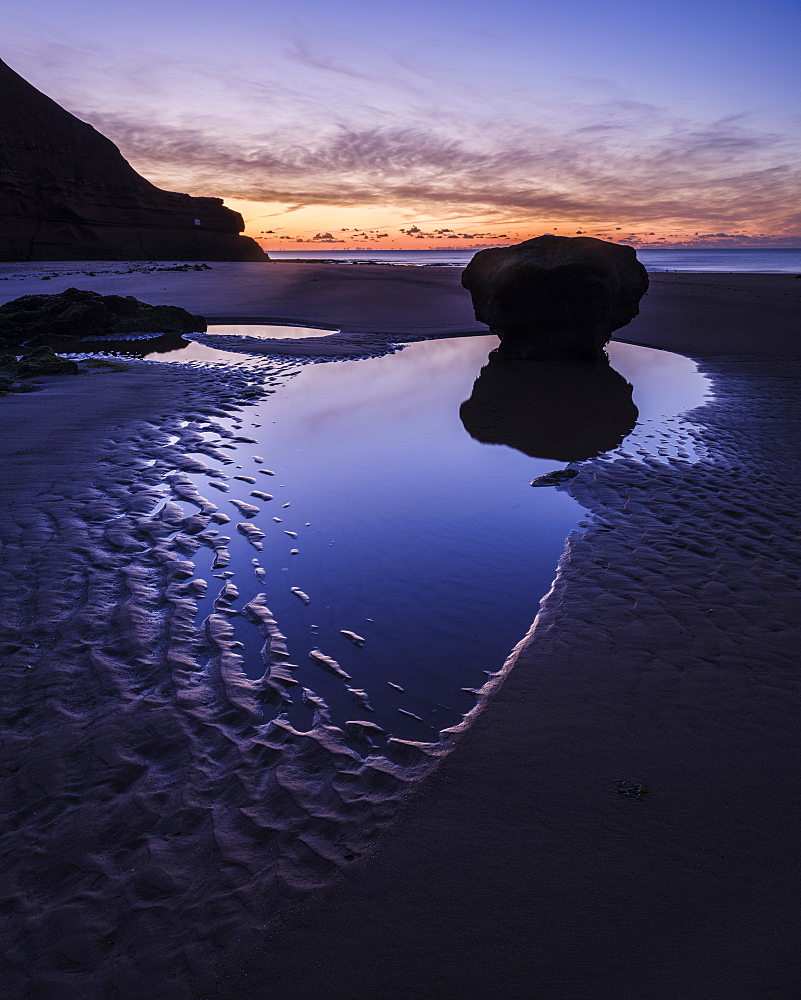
[265,248,801,272]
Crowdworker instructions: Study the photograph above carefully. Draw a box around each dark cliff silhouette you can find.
[460,350,638,461]
[0,57,265,262]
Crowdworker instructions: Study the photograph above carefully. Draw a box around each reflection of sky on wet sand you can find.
[207,323,338,340]
[70,338,260,365]
[607,341,709,420]
[72,323,338,365]
[171,334,709,749]
[260,336,499,441]
[146,341,261,365]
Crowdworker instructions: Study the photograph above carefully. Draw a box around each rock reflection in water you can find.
[460,350,638,461]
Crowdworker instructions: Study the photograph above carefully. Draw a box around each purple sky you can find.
[5,0,800,248]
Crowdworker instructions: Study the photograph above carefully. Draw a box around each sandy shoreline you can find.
[1,263,799,998]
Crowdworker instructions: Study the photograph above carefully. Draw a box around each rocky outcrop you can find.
[0,346,80,393]
[0,58,265,262]
[462,236,648,359]
[0,288,205,348]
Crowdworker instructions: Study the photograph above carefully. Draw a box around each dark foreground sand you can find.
[1,265,799,999]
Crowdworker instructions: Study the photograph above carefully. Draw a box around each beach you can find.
[3,261,799,351]
[1,263,799,999]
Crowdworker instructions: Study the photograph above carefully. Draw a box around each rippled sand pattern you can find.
[552,356,799,665]
[2,346,795,999]
[0,368,433,999]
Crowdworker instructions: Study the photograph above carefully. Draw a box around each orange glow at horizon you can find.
[224,199,792,252]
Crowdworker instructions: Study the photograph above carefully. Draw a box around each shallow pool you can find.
[161,335,708,751]
[207,322,338,340]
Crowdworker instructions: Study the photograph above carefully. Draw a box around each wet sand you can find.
[1,263,799,999]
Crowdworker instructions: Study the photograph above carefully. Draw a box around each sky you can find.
[5,0,800,250]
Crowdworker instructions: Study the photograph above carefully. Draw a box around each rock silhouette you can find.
[460,350,638,461]
[0,58,265,262]
[0,288,206,348]
[462,236,648,359]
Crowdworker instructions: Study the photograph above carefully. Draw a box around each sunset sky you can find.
[5,0,800,250]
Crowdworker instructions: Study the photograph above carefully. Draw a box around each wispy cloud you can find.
[90,103,801,236]
[10,25,799,241]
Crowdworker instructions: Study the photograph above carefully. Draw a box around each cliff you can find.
[0,57,266,262]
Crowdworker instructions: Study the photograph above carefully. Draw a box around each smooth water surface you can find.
[165,335,708,751]
[68,323,338,364]
[207,323,338,340]
[608,341,708,421]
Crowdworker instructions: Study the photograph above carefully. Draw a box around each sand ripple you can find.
[5,349,795,998]
[0,369,438,999]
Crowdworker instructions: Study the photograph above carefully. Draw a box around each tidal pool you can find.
[207,322,338,340]
[159,334,709,752]
[64,322,336,365]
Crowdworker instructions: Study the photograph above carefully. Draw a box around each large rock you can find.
[0,58,265,262]
[462,236,648,359]
[0,288,206,348]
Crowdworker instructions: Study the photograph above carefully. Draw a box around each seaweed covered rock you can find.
[462,236,649,359]
[0,346,80,395]
[21,346,81,376]
[0,287,206,348]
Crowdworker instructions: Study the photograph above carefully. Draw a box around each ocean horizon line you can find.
[262,247,801,273]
